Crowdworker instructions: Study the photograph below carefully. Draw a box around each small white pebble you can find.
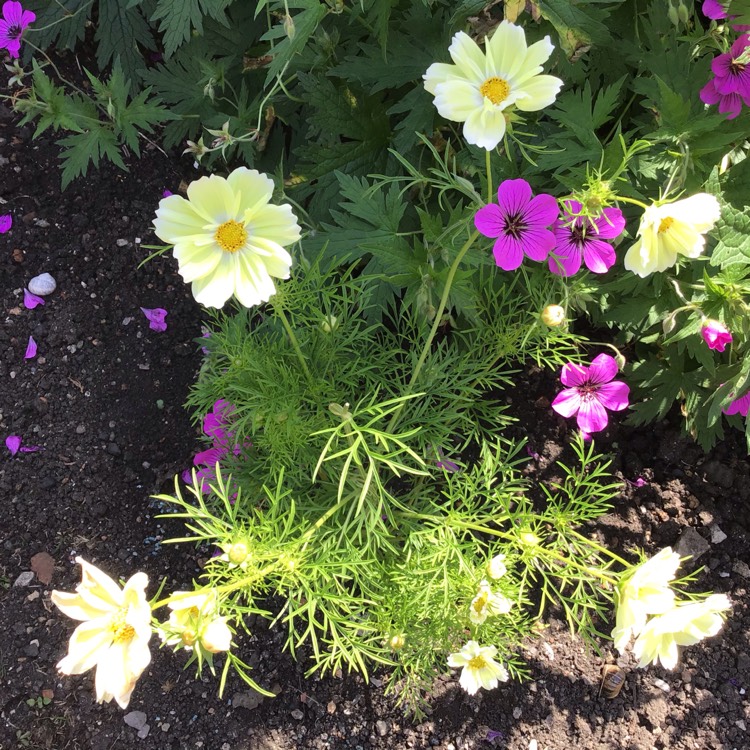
[653,678,670,692]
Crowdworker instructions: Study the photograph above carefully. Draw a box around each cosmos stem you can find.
[486,149,493,204]
[276,307,314,388]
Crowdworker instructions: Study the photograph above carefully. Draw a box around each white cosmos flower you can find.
[469,579,513,625]
[160,589,233,654]
[447,640,509,695]
[51,557,152,709]
[153,167,301,308]
[487,553,507,580]
[623,193,721,277]
[633,594,731,670]
[424,21,563,150]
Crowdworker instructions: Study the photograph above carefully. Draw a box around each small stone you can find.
[529,741,538,750]
[161,723,170,732]
[709,524,727,544]
[137,725,150,739]
[24,640,39,658]
[653,678,670,692]
[674,527,710,562]
[28,273,56,296]
[124,711,147,730]
[513,707,522,719]
[232,691,263,710]
[106,443,121,456]
[732,560,750,579]
[13,571,35,587]
[116,239,129,247]
[291,709,304,720]
[327,701,336,714]
[736,720,746,731]
[75,425,86,434]
[375,720,388,736]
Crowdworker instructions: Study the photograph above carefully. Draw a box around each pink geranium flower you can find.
[0,214,11,233]
[551,354,630,434]
[723,390,750,417]
[700,35,750,118]
[140,307,168,332]
[474,179,559,271]
[701,0,750,30]
[548,200,625,276]
[701,319,733,352]
[0,1,36,58]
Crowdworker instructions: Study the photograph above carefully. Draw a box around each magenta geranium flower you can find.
[700,35,750,118]
[723,390,750,417]
[701,319,733,352]
[140,307,168,332]
[0,1,36,58]
[701,1,750,30]
[551,354,630,434]
[0,214,11,233]
[548,200,625,276]
[23,288,45,309]
[474,179,558,271]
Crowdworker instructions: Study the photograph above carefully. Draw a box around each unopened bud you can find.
[283,13,296,39]
[487,553,507,580]
[320,314,338,333]
[228,542,249,565]
[677,1,689,24]
[519,530,541,546]
[389,634,405,650]
[541,304,565,327]
[667,2,679,27]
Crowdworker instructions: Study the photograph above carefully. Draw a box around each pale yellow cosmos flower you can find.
[612,547,681,652]
[153,167,301,309]
[51,557,152,709]
[469,579,513,625]
[487,553,508,580]
[424,21,563,150]
[633,594,731,670]
[160,589,233,653]
[623,194,720,277]
[447,640,509,695]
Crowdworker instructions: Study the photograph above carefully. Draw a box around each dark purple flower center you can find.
[8,24,22,39]
[729,61,746,76]
[503,212,527,239]
[577,382,599,400]
[570,223,589,247]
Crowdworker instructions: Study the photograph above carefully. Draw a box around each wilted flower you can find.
[0,1,36,59]
[160,589,232,653]
[0,213,11,233]
[623,194,721,277]
[153,168,301,308]
[551,354,630,434]
[469,580,513,625]
[474,179,558,271]
[23,288,45,309]
[548,200,625,276]
[487,553,507,580]
[447,640,509,695]
[140,306,168,332]
[722,389,750,417]
[612,547,681,652]
[700,319,732,352]
[51,558,152,709]
[633,594,731,669]
[540,304,565,327]
[423,21,563,150]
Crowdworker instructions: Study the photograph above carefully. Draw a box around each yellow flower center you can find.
[480,77,510,106]
[473,593,488,613]
[215,220,247,253]
[658,217,674,233]
[110,609,136,644]
[468,655,488,670]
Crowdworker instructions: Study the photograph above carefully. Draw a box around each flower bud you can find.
[677,1,689,25]
[389,634,406,650]
[228,542,249,565]
[519,530,541,546]
[700,319,732,353]
[487,553,507,580]
[201,617,233,653]
[667,2,679,27]
[541,304,565,327]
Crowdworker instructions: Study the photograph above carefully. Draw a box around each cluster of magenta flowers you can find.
[182,399,247,492]
[0,1,35,58]
[700,31,750,119]
[474,179,625,277]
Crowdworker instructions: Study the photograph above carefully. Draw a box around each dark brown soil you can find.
[1,102,749,750]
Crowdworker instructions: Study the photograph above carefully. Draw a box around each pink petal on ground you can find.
[474,203,505,238]
[162,190,173,198]
[5,435,22,456]
[595,380,630,411]
[20,445,41,452]
[560,362,589,387]
[0,214,11,233]
[492,233,525,271]
[551,387,582,418]
[586,354,618,385]
[140,307,168,332]
[23,288,45,309]
[496,179,532,215]
[24,336,37,359]
[577,398,609,433]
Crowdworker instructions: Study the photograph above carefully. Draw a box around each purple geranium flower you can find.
[723,390,750,417]
[548,200,626,276]
[474,179,558,271]
[701,0,750,29]
[700,78,748,118]
[23,288,45,309]
[0,1,36,58]
[140,307,168,332]
[551,354,630,434]
[24,335,37,359]
[711,35,750,95]
[0,214,11,233]
[701,319,732,352]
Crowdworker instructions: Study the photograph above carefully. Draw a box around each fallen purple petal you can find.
[486,729,504,741]
[24,336,37,359]
[20,445,41,453]
[5,435,22,456]
[0,214,11,233]
[140,307,168,332]
[23,288,45,309]
[525,446,541,461]
[162,190,173,198]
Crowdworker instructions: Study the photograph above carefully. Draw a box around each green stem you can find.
[485,149,493,204]
[615,195,649,210]
[276,306,314,387]
[387,230,479,431]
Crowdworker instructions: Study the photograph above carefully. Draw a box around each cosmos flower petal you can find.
[186,175,238,223]
[515,74,564,111]
[227,168,275,217]
[434,80,485,122]
[447,31,487,82]
[424,62,462,94]
[485,21,528,81]
[517,36,555,81]
[463,107,507,149]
